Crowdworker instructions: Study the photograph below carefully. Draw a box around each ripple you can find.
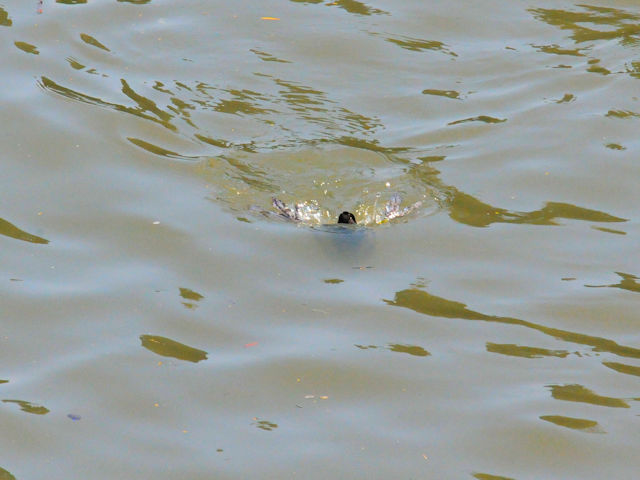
[204,145,444,225]
[448,115,506,126]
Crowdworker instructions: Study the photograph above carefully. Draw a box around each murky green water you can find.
[1,1,639,478]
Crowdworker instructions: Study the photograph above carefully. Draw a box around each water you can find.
[1,1,639,478]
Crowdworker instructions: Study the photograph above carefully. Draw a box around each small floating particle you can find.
[67,414,81,421]
[304,395,315,399]
[319,396,328,400]
[154,403,159,407]
[261,17,280,21]
[422,453,428,460]
[152,221,160,225]
[244,341,258,348]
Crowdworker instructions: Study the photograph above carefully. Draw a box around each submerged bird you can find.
[272,193,421,225]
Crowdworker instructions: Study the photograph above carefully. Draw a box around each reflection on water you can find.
[35,28,631,231]
[3,0,640,477]
[0,217,49,244]
[539,415,603,433]
[602,144,625,153]
[530,5,640,46]
[296,0,389,17]
[14,41,38,55]
[547,384,629,408]
[250,48,291,64]
[530,4,640,80]
[422,89,462,100]
[2,399,50,415]
[0,467,16,480]
[472,473,516,480]
[139,334,208,362]
[355,343,430,357]
[0,7,12,27]
[585,272,640,293]
[39,77,177,132]
[79,33,110,51]
[39,72,382,146]
[486,343,569,359]
[602,362,640,378]
[447,191,627,228]
[203,136,624,229]
[387,344,430,357]
[37,26,450,225]
[179,287,204,309]
[554,93,575,104]
[127,137,198,160]
[448,115,506,126]
[253,418,278,431]
[385,286,640,359]
[377,33,457,57]
[606,109,640,119]
[532,43,586,57]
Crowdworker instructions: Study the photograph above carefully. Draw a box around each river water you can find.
[1,1,639,479]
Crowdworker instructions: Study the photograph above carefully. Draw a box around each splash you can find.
[202,145,444,225]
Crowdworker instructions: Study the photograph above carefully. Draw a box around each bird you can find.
[271,193,421,225]
[337,211,357,224]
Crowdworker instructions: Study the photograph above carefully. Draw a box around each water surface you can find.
[1,1,639,479]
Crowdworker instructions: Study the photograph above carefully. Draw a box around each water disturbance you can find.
[1,1,639,479]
